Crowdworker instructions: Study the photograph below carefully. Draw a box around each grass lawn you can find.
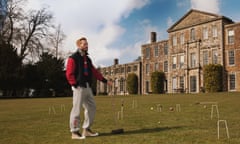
[0,92,240,144]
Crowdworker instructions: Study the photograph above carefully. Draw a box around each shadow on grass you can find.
[100,126,183,137]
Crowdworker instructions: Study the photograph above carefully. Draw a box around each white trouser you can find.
[70,83,96,132]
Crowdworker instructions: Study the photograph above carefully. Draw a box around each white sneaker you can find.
[71,132,86,139]
[82,128,99,137]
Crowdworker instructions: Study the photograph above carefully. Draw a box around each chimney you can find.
[114,58,119,65]
[150,32,157,43]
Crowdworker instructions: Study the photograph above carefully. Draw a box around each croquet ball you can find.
[169,107,174,111]
[158,121,161,124]
[203,105,207,109]
[150,107,154,110]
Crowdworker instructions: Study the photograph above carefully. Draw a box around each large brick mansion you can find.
[97,9,240,95]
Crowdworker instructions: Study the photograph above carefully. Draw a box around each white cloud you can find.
[190,0,220,14]
[167,17,175,28]
[177,0,188,7]
[116,18,165,64]
[138,19,163,42]
[27,0,150,66]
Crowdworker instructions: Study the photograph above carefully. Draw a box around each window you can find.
[190,53,196,68]
[212,26,218,38]
[154,46,159,57]
[212,49,218,64]
[228,30,234,44]
[190,76,197,92]
[190,28,195,41]
[180,33,184,45]
[146,64,150,74]
[180,55,184,69]
[203,51,208,65]
[172,77,177,91]
[203,27,208,39]
[228,50,235,65]
[173,35,177,46]
[120,78,124,92]
[164,61,168,72]
[127,66,131,72]
[229,74,236,90]
[146,81,149,93]
[180,76,184,89]
[154,63,159,71]
[172,56,177,69]
[164,43,168,55]
[146,47,150,58]
[133,65,138,71]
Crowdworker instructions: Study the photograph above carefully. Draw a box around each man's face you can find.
[79,40,88,51]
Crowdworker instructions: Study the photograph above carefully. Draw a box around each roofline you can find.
[167,9,233,33]
[225,22,240,28]
[141,39,168,47]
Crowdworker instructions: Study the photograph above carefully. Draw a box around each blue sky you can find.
[27,0,240,67]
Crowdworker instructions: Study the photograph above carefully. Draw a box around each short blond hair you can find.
[76,37,87,47]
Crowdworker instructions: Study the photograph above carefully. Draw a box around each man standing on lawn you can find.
[66,37,112,140]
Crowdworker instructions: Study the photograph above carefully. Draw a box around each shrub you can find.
[203,64,223,92]
[151,71,165,94]
[126,73,138,94]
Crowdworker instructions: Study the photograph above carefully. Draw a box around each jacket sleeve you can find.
[91,64,107,83]
[65,58,77,86]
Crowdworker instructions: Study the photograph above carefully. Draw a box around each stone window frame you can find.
[172,77,177,91]
[145,81,150,93]
[228,50,235,66]
[212,49,218,64]
[154,62,159,71]
[228,29,234,44]
[146,47,150,58]
[203,50,208,66]
[146,63,150,74]
[229,73,236,90]
[119,78,125,92]
[172,56,177,69]
[190,28,196,41]
[179,76,184,89]
[172,35,177,46]
[154,45,159,57]
[164,43,168,55]
[190,52,196,68]
[164,61,168,72]
[180,33,184,45]
[203,27,208,40]
[212,25,218,38]
[127,66,131,73]
[190,75,197,92]
[179,55,185,69]
[133,65,138,71]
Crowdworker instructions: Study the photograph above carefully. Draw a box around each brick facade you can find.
[224,22,240,91]
[97,9,240,95]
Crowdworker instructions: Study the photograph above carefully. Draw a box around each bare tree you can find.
[2,0,54,62]
[1,0,25,44]
[18,7,54,61]
[48,24,66,58]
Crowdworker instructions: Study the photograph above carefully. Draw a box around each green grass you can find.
[0,92,240,144]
